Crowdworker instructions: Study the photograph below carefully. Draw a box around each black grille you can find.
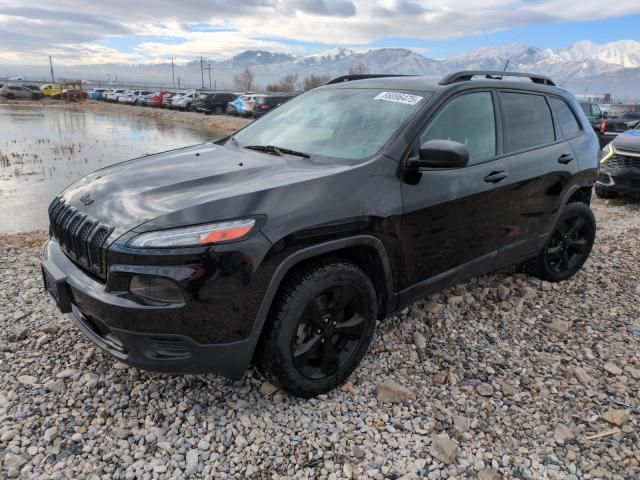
[48,197,112,279]
[607,154,640,169]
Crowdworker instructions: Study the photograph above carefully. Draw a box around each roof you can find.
[323,72,565,95]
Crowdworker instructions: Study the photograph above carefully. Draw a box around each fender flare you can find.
[243,234,396,363]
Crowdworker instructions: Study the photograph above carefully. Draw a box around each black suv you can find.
[195,92,238,115]
[41,71,599,397]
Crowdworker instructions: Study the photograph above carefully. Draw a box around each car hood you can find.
[612,128,640,152]
[57,143,353,238]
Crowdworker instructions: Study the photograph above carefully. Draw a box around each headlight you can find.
[128,218,256,248]
[601,142,615,164]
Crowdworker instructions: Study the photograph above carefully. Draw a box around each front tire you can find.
[255,260,378,397]
[524,202,596,282]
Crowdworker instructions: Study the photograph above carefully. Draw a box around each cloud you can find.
[0,0,640,65]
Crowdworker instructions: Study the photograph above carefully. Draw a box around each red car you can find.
[151,90,172,107]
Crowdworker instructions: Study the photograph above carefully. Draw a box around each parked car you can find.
[136,92,157,107]
[579,101,605,132]
[89,88,109,100]
[148,90,172,108]
[252,94,295,118]
[170,91,197,110]
[596,124,640,198]
[51,89,88,101]
[40,84,60,97]
[41,71,599,397]
[1,84,42,100]
[599,104,640,140]
[161,92,176,108]
[195,92,238,114]
[106,89,128,102]
[226,94,258,116]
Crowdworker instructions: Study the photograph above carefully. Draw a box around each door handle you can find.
[484,171,509,183]
[558,153,574,164]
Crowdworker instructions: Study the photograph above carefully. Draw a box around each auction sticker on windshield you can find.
[374,91,423,106]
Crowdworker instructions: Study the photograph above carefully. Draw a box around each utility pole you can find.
[168,57,175,88]
[200,56,204,88]
[204,64,214,89]
[49,56,55,83]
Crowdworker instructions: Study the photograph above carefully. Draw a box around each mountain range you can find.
[3,40,640,99]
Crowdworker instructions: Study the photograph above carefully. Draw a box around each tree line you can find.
[233,61,370,92]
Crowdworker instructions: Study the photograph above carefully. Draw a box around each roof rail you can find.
[325,74,414,85]
[439,71,556,86]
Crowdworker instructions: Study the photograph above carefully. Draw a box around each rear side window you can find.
[420,92,496,164]
[501,92,555,152]
[549,97,582,138]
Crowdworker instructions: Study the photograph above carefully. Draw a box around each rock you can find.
[13,311,26,321]
[71,433,82,442]
[574,367,595,385]
[548,320,570,333]
[453,415,470,435]
[431,434,459,464]
[500,382,516,397]
[17,375,38,385]
[424,301,445,314]
[522,287,537,299]
[433,371,447,385]
[185,449,198,475]
[476,383,494,397]
[377,380,414,403]
[603,362,622,375]
[56,368,78,379]
[43,426,58,442]
[601,409,631,426]
[44,379,64,392]
[478,468,502,480]
[625,365,640,380]
[447,295,464,305]
[553,424,575,444]
[197,439,210,450]
[4,452,26,470]
[259,381,277,396]
[497,285,510,301]
[40,324,59,334]
[412,332,427,349]
[1,429,18,442]
[113,361,129,370]
[235,435,249,448]
[353,446,366,459]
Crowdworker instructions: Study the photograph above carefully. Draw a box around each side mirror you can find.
[415,139,470,168]
[602,111,608,119]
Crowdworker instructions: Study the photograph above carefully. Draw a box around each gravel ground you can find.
[1,196,639,479]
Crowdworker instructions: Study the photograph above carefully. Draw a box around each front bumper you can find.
[597,165,640,194]
[42,237,271,378]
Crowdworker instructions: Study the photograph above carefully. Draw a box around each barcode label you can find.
[374,91,423,106]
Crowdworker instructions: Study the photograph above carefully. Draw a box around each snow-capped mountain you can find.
[3,40,639,97]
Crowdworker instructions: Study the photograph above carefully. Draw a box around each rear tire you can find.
[214,105,224,115]
[255,260,377,397]
[523,202,595,282]
[595,186,617,199]
[6,93,15,100]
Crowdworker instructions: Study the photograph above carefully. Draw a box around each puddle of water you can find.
[0,105,216,233]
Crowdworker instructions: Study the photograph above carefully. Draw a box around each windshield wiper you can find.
[243,144,310,158]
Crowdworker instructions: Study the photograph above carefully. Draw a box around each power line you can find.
[204,64,214,89]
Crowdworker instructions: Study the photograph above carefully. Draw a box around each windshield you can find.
[232,88,428,160]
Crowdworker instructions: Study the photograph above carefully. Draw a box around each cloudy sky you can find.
[1,0,639,65]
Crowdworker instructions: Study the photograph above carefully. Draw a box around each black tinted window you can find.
[549,97,582,138]
[501,93,555,152]
[420,92,496,164]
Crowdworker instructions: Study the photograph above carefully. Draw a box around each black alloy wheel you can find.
[524,202,596,282]
[291,285,367,379]
[256,260,377,397]
[545,215,590,273]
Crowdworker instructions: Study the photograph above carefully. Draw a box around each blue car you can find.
[89,88,109,100]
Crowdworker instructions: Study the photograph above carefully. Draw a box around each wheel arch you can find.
[245,235,396,363]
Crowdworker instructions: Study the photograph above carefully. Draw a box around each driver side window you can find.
[420,92,496,164]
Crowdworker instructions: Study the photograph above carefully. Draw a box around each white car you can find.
[106,89,127,102]
[170,91,197,110]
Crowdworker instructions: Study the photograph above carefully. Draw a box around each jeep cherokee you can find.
[42,71,599,397]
